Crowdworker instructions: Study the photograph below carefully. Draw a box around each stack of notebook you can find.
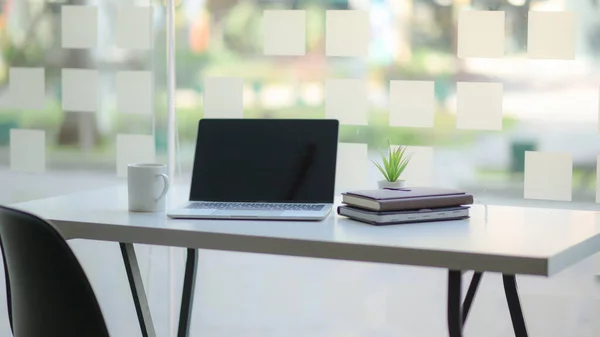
[338,187,474,226]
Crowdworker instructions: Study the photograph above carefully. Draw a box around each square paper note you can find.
[389,81,434,128]
[116,134,156,177]
[524,151,572,201]
[326,10,369,57]
[263,10,306,56]
[61,5,98,49]
[117,71,153,114]
[116,6,153,50]
[457,10,505,58]
[336,143,369,191]
[456,82,503,131]
[10,129,45,173]
[9,68,45,110]
[528,11,575,60]
[62,69,99,112]
[203,77,244,118]
[395,145,434,186]
[326,79,368,125]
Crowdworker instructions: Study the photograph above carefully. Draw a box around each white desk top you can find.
[9,185,600,276]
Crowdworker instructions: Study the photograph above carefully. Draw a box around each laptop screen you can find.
[190,119,339,203]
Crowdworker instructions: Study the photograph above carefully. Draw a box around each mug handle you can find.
[156,173,170,202]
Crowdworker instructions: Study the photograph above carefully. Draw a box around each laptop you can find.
[167,119,339,221]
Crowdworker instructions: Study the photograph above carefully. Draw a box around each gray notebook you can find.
[337,205,470,226]
[342,187,473,211]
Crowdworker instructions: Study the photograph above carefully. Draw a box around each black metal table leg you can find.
[448,270,463,337]
[503,274,528,337]
[462,272,483,324]
[120,243,156,337]
[178,248,198,337]
[448,271,483,337]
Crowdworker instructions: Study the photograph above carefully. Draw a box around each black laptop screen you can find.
[189,119,339,203]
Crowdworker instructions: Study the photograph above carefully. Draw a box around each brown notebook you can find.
[342,187,473,211]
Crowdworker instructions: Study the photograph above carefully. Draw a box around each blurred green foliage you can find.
[0,103,63,130]
[0,99,519,149]
[0,0,521,154]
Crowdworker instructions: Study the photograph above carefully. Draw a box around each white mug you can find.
[127,163,170,212]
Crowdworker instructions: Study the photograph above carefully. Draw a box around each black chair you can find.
[0,205,110,337]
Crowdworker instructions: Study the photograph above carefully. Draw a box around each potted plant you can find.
[372,141,412,189]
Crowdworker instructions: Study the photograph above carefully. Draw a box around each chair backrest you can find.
[0,205,110,337]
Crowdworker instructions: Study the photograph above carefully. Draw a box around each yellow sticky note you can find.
[528,11,576,60]
[457,82,503,131]
[326,10,369,57]
[263,10,306,56]
[395,145,434,187]
[116,6,153,49]
[458,11,505,58]
[62,69,99,113]
[389,81,434,128]
[336,143,369,192]
[9,68,45,110]
[10,129,45,173]
[117,71,153,114]
[326,79,368,125]
[524,151,572,201]
[61,5,98,49]
[116,134,156,177]
[203,77,244,119]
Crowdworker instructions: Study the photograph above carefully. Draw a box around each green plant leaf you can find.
[381,153,390,173]
[372,160,390,181]
[372,141,413,182]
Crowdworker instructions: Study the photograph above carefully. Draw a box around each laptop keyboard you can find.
[187,202,325,211]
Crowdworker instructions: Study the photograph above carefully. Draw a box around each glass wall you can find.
[171,0,599,208]
[0,1,175,336]
[0,0,167,204]
[1,0,599,209]
[0,2,599,337]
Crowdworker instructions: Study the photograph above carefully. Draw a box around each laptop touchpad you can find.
[212,210,285,217]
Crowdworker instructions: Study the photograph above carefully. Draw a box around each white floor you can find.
[1,168,599,337]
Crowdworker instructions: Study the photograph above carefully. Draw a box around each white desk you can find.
[10,185,600,337]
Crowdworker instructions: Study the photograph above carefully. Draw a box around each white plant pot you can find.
[378,179,406,189]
